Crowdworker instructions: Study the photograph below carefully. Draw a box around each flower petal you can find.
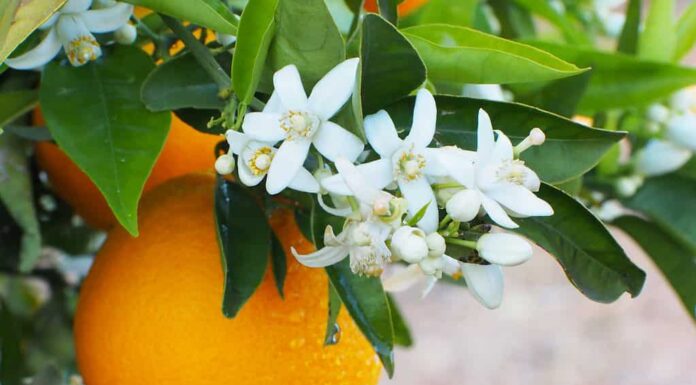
[433,146,476,188]
[461,263,504,309]
[62,0,92,13]
[266,139,311,194]
[441,255,461,276]
[490,130,514,164]
[56,15,101,66]
[241,112,285,142]
[404,89,436,149]
[307,58,359,120]
[365,110,402,158]
[421,276,439,298]
[263,91,284,113]
[291,246,348,268]
[398,177,438,233]
[335,158,379,204]
[273,64,307,110]
[480,193,518,229]
[321,158,393,196]
[288,167,320,193]
[382,264,425,292]
[82,3,133,33]
[5,28,62,70]
[477,109,495,157]
[237,160,265,187]
[477,233,533,266]
[485,183,553,217]
[312,121,364,162]
[422,147,449,177]
[226,130,251,155]
[318,193,353,217]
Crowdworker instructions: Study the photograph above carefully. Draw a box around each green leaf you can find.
[387,294,412,347]
[517,70,591,117]
[360,13,425,114]
[386,95,624,184]
[638,0,675,62]
[141,53,227,111]
[406,201,430,226]
[0,0,66,64]
[123,0,239,34]
[324,281,342,345]
[675,1,696,60]
[40,46,171,236]
[0,133,41,272]
[626,175,696,250]
[0,0,20,48]
[617,0,642,55]
[232,0,279,105]
[614,216,696,321]
[487,0,535,39]
[0,302,23,385]
[377,0,398,25]
[325,260,395,377]
[528,42,696,113]
[268,0,345,89]
[417,0,478,27]
[401,24,586,85]
[513,0,589,45]
[0,89,37,127]
[270,233,286,299]
[513,184,645,302]
[174,108,225,135]
[215,177,271,318]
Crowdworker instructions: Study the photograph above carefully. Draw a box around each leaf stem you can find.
[445,238,477,249]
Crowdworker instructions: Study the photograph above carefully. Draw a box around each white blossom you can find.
[634,139,692,177]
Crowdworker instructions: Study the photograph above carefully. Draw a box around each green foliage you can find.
[513,0,589,45]
[417,0,478,27]
[387,294,412,347]
[0,89,37,127]
[376,0,398,25]
[0,0,66,64]
[123,0,239,34]
[675,1,696,61]
[638,0,676,62]
[0,302,23,385]
[39,46,171,236]
[514,184,645,303]
[269,233,286,299]
[324,282,342,345]
[617,0,642,55]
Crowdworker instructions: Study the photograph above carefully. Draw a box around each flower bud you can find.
[646,103,670,124]
[528,128,545,145]
[426,232,446,258]
[476,233,532,266]
[390,226,428,264]
[670,88,696,113]
[615,175,643,198]
[666,114,696,151]
[634,140,692,176]
[115,23,137,45]
[216,33,237,47]
[214,154,235,175]
[419,255,444,276]
[445,189,481,222]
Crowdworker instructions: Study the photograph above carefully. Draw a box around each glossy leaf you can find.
[617,0,642,55]
[0,89,37,126]
[269,0,345,88]
[377,0,397,25]
[123,0,239,34]
[270,233,286,299]
[638,0,675,62]
[232,0,279,105]
[324,282,342,345]
[513,184,646,303]
[402,24,586,85]
[675,1,696,61]
[0,133,40,272]
[215,177,270,318]
[417,0,478,27]
[0,0,65,64]
[487,0,535,39]
[517,71,591,117]
[386,95,624,183]
[513,0,588,44]
[626,175,696,250]
[361,13,425,114]
[0,303,22,385]
[529,42,696,113]
[141,53,226,111]
[40,46,171,236]
[614,216,696,320]
[387,294,413,347]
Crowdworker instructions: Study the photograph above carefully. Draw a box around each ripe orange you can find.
[364,0,429,16]
[74,173,383,385]
[34,112,221,230]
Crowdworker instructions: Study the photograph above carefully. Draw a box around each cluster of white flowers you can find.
[5,0,134,70]
[218,59,555,309]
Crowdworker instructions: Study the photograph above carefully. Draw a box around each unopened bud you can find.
[426,232,446,258]
[215,154,235,175]
[390,226,428,264]
[445,189,481,223]
[115,23,137,45]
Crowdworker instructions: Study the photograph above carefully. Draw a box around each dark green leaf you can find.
[269,0,345,88]
[377,0,398,25]
[3,125,52,141]
[215,177,270,317]
[386,95,624,183]
[29,366,63,385]
[527,42,696,113]
[0,302,23,385]
[402,24,586,85]
[387,294,412,347]
[0,89,37,127]
[484,0,535,39]
[0,0,66,64]
[141,53,227,111]
[232,0,279,105]
[675,1,696,60]
[0,133,40,272]
[360,13,425,114]
[174,108,225,135]
[324,281,342,345]
[626,175,696,250]
[638,0,675,62]
[123,0,239,34]
[517,70,591,117]
[614,216,696,320]
[513,184,645,302]
[617,0,642,55]
[513,0,589,45]
[270,233,286,299]
[40,46,171,236]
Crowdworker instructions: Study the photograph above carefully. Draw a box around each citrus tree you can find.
[0,0,694,383]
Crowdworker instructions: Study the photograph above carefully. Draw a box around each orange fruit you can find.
[74,173,382,385]
[364,0,429,16]
[34,111,221,230]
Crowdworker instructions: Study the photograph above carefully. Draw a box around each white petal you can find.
[226,130,251,155]
[39,14,59,30]
[242,112,285,141]
[422,147,449,177]
[477,233,533,266]
[441,255,461,276]
[263,91,284,113]
[5,28,62,70]
[364,110,402,158]
[56,15,101,66]
[634,139,692,176]
[434,146,477,188]
[273,65,308,111]
[265,139,311,194]
[461,263,504,309]
[404,89,436,149]
[291,246,348,268]
[307,58,359,120]
[237,161,265,187]
[313,121,364,162]
[288,167,320,193]
[382,264,425,292]
[480,193,518,229]
[335,158,379,204]
[490,130,514,164]
[322,159,394,196]
[421,276,439,298]
[82,3,133,33]
[485,183,553,217]
[666,114,696,151]
[398,177,438,233]
[62,0,92,13]
[318,194,353,217]
[477,109,495,157]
